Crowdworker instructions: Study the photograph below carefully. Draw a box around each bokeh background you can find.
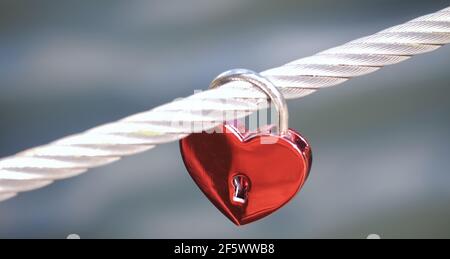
[0,0,449,239]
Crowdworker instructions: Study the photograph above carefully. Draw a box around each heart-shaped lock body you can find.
[179,69,312,225]
[179,124,312,225]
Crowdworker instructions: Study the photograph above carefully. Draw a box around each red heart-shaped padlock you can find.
[179,69,312,225]
[179,124,312,225]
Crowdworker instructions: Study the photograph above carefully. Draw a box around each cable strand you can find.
[1,6,449,202]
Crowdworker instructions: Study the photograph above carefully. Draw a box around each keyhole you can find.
[232,175,250,204]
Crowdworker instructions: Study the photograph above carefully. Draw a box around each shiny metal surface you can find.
[232,175,250,204]
[179,124,312,225]
[209,69,290,135]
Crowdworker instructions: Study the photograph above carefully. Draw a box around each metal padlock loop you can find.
[209,69,289,136]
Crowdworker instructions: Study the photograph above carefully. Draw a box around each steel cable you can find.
[0,6,449,202]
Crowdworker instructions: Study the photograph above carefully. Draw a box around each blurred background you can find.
[0,0,449,239]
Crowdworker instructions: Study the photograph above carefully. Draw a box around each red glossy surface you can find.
[179,124,312,226]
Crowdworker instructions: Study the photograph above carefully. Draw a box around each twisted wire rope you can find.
[0,7,449,202]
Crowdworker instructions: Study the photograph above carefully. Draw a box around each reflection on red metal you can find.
[180,124,312,226]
